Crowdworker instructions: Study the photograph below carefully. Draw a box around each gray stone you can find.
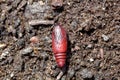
[20,47,33,55]
[80,69,93,79]
[102,34,109,42]
[0,48,10,61]
[68,69,75,79]
[86,44,93,49]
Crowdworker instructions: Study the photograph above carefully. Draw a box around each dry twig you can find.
[29,20,54,26]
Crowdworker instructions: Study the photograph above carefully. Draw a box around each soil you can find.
[0,0,120,80]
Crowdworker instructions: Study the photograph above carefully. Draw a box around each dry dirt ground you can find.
[0,0,120,80]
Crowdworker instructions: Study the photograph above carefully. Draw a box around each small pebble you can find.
[89,58,94,62]
[86,44,93,49]
[80,69,93,79]
[20,47,33,55]
[27,2,49,14]
[39,1,45,5]
[10,72,14,78]
[102,34,109,42]
[68,69,75,79]
[0,48,10,61]
[30,36,39,43]
[0,43,6,49]
[18,32,23,38]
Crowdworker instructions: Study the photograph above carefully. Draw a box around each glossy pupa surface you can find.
[52,25,67,68]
